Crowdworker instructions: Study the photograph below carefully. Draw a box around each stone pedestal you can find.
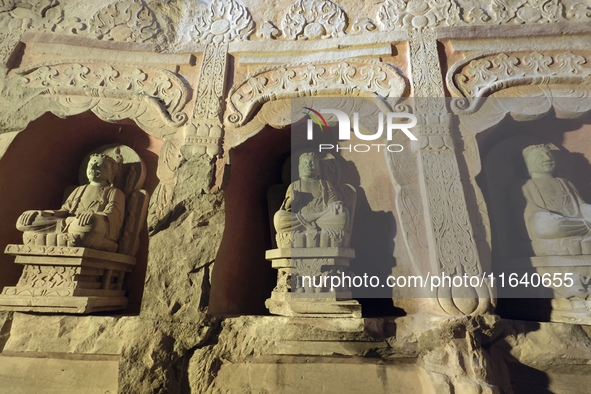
[265,247,361,318]
[0,244,135,313]
[498,255,591,325]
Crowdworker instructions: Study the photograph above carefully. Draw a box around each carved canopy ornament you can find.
[89,0,161,43]
[448,52,591,115]
[190,0,254,44]
[225,60,406,127]
[378,0,460,29]
[282,0,347,40]
[0,0,85,40]
[376,0,591,30]
[0,0,163,46]
[0,61,190,135]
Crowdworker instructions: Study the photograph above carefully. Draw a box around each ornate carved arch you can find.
[0,60,191,232]
[223,59,406,147]
[0,61,190,137]
[447,51,591,116]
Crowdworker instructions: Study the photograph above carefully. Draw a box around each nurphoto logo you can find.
[303,107,418,153]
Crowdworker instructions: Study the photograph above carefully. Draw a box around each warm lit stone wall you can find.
[0,0,591,392]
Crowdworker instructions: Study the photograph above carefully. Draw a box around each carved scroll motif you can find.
[184,43,229,156]
[189,0,254,44]
[14,61,189,125]
[0,29,20,64]
[449,52,591,114]
[282,0,347,40]
[225,60,406,127]
[256,21,281,39]
[89,0,160,43]
[0,0,162,43]
[0,0,82,64]
[377,0,591,30]
[17,265,79,289]
[378,0,461,29]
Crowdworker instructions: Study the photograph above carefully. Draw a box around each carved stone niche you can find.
[0,144,149,314]
[483,130,591,324]
[265,152,361,318]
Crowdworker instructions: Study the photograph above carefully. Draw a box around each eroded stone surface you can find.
[2,0,591,393]
[142,154,223,323]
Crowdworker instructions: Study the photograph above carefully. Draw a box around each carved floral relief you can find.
[448,52,591,114]
[377,0,591,30]
[225,60,406,127]
[189,0,254,44]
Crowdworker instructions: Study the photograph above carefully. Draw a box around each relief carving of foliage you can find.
[449,52,591,114]
[225,60,406,127]
[193,43,228,120]
[256,21,281,39]
[377,0,591,29]
[17,62,188,119]
[423,152,480,276]
[282,0,347,40]
[0,61,188,137]
[190,0,254,44]
[0,0,86,35]
[0,0,164,45]
[17,265,79,289]
[90,0,161,43]
[378,0,461,29]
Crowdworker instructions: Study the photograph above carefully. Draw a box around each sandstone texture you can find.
[1,0,591,393]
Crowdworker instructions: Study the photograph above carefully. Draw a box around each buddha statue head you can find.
[523,143,558,178]
[86,153,119,186]
[298,152,320,180]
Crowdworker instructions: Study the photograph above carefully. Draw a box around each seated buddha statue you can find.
[16,153,125,253]
[519,144,591,256]
[273,152,349,248]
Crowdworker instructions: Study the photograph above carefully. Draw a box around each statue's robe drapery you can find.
[17,184,125,251]
[522,177,591,241]
[274,179,346,233]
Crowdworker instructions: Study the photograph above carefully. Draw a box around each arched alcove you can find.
[209,125,291,315]
[211,120,405,316]
[470,107,591,322]
[0,111,162,314]
[477,111,591,261]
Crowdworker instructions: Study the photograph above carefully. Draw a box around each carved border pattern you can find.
[225,60,406,127]
[3,287,74,297]
[448,52,591,114]
[5,244,84,256]
[0,0,161,44]
[421,150,480,276]
[377,0,591,30]
[17,61,188,119]
[408,29,445,104]
[184,43,229,157]
[194,44,229,121]
[16,265,79,289]
[0,61,190,135]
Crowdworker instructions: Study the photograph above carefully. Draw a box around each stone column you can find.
[184,42,229,157]
[408,28,492,315]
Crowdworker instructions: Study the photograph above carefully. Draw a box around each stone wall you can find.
[0,0,591,392]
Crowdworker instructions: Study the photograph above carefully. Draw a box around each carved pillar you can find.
[408,28,491,315]
[0,31,21,66]
[184,43,229,157]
